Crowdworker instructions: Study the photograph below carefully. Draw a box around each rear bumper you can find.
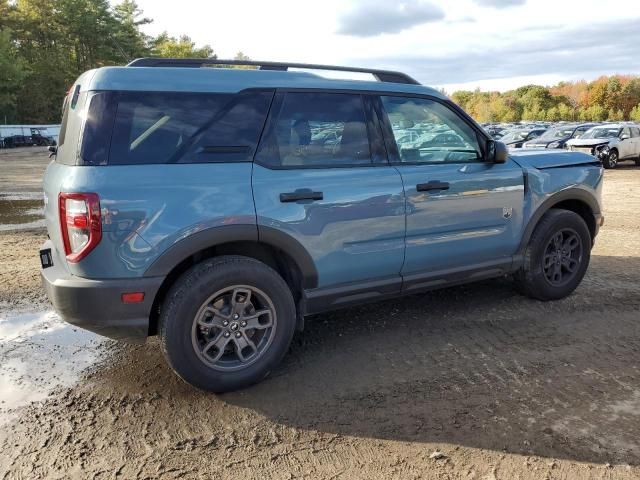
[40,241,163,342]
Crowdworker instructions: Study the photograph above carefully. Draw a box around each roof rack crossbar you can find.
[127,58,420,85]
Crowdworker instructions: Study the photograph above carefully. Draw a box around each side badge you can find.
[503,207,513,219]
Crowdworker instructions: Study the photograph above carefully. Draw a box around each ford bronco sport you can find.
[41,59,604,392]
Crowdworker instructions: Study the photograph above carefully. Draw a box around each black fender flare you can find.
[143,224,319,289]
[517,187,601,255]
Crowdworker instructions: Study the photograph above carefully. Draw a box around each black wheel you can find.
[515,209,591,301]
[159,256,296,392]
[634,158,640,166]
[602,149,618,169]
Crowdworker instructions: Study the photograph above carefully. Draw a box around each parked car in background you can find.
[0,125,59,148]
[500,128,548,148]
[41,59,604,392]
[484,126,505,139]
[567,124,640,168]
[523,123,599,149]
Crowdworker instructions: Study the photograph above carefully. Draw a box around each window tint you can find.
[107,91,272,165]
[57,94,70,149]
[380,96,482,164]
[255,92,371,168]
[80,92,118,165]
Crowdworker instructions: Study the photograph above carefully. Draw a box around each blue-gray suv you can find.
[41,59,604,392]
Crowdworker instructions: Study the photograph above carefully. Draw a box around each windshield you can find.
[500,130,528,142]
[581,127,621,139]
[540,127,575,139]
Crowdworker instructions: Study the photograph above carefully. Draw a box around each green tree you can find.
[112,0,152,61]
[545,107,560,122]
[557,103,573,121]
[152,32,214,58]
[0,28,27,123]
[630,104,640,122]
[607,108,623,121]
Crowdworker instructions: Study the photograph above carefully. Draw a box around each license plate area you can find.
[40,248,53,269]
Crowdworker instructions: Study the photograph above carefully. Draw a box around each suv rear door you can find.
[252,91,405,306]
[630,127,640,157]
[375,95,525,291]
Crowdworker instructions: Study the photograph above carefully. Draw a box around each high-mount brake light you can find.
[59,193,102,263]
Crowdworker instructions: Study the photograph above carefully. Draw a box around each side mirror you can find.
[488,140,508,164]
[48,145,57,158]
[620,134,630,140]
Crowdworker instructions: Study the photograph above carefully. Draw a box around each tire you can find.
[514,209,591,301]
[634,158,640,166]
[159,255,296,392]
[602,149,618,169]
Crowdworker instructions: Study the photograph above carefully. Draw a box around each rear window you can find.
[80,90,273,165]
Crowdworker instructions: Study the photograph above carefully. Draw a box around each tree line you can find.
[450,76,640,124]
[2,0,640,125]
[0,0,241,124]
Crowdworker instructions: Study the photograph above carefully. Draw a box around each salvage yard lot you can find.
[0,147,639,479]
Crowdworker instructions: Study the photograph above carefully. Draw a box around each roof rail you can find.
[127,58,421,85]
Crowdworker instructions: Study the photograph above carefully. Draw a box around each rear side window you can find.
[81,90,273,165]
[255,92,372,168]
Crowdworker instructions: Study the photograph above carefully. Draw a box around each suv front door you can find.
[252,91,406,305]
[377,95,525,291]
[618,127,635,159]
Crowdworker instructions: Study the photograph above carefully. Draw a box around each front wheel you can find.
[602,149,618,169]
[515,209,591,301]
[159,256,296,392]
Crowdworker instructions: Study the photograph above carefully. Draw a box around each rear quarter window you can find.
[104,90,273,165]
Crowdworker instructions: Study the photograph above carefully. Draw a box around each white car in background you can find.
[566,124,640,169]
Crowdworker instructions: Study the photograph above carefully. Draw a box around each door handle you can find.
[279,190,324,203]
[416,181,450,192]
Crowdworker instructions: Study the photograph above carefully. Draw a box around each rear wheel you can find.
[602,149,618,169]
[159,256,296,392]
[515,209,591,301]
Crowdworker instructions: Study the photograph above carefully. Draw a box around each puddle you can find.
[0,310,109,425]
[0,193,45,231]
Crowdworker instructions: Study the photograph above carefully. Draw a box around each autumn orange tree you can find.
[451,75,640,123]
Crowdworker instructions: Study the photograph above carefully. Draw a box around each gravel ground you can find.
[0,149,639,479]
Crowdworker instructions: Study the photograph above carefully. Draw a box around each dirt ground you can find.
[0,148,639,479]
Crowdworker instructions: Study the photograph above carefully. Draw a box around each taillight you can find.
[59,192,102,263]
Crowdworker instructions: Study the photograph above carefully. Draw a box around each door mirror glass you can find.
[488,140,508,164]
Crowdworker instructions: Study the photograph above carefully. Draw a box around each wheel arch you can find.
[145,225,317,335]
[518,188,600,255]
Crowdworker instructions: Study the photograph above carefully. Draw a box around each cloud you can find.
[473,0,526,7]
[336,0,445,37]
[362,19,640,86]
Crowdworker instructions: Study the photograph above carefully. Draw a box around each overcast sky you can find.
[125,0,640,92]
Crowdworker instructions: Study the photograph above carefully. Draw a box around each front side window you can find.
[255,92,371,168]
[620,127,631,140]
[380,96,482,164]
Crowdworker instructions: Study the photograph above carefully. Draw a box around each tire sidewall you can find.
[603,150,618,169]
[527,211,591,300]
[160,257,296,392]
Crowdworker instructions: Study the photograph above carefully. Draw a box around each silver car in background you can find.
[566,124,640,169]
